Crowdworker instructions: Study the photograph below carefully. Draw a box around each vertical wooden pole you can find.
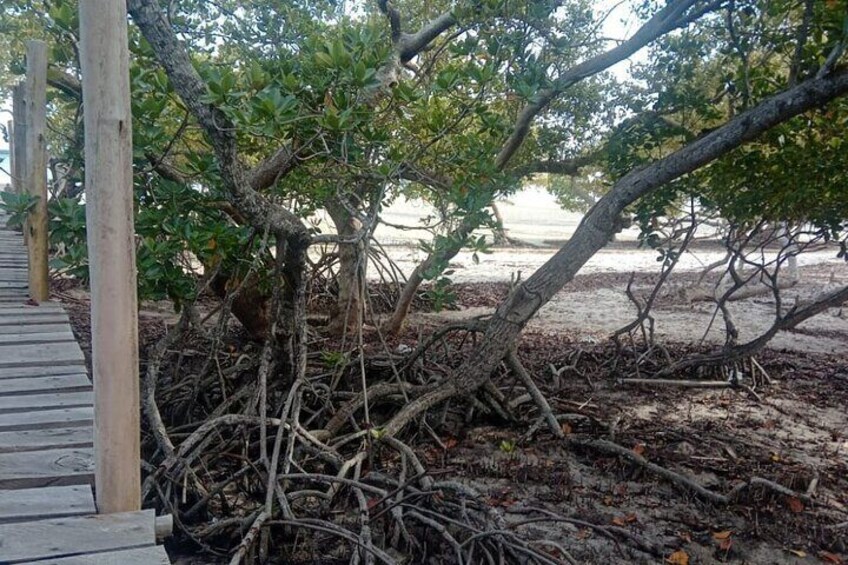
[11,85,27,198]
[79,0,141,513]
[6,120,14,194]
[24,42,49,301]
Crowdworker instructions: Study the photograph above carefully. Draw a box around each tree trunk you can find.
[382,218,472,335]
[490,201,508,244]
[277,235,309,378]
[209,270,271,339]
[382,67,848,437]
[326,201,365,335]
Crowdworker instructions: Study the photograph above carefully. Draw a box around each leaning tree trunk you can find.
[380,67,848,437]
[382,218,473,335]
[326,201,366,335]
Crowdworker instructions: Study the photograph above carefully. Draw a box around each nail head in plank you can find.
[0,485,95,524]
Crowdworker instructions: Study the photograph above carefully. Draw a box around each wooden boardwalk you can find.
[0,212,170,563]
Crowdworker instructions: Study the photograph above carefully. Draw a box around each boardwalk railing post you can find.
[7,119,15,195]
[23,41,49,301]
[11,85,27,200]
[79,0,141,513]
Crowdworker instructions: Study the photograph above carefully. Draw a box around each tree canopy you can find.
[1,1,847,560]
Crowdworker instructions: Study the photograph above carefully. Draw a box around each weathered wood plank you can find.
[0,391,92,414]
[0,324,72,337]
[0,446,94,488]
[17,545,171,565]
[0,406,93,432]
[0,365,87,380]
[0,426,93,453]
[0,485,95,524]
[0,315,71,328]
[0,509,156,563]
[0,374,91,396]
[0,343,84,368]
[0,305,67,313]
[0,331,77,345]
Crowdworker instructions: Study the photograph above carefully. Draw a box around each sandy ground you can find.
[414,253,848,355]
[341,186,848,356]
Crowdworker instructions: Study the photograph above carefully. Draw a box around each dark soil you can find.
[56,276,848,565]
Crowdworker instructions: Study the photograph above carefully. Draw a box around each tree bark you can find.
[381,67,848,437]
[326,201,366,335]
[381,1,698,334]
[382,218,473,335]
[209,270,271,339]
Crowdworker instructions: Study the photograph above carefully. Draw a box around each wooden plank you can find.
[0,309,69,318]
[0,365,87,379]
[17,545,171,565]
[0,427,93,453]
[0,391,92,414]
[0,374,91,396]
[0,485,95,524]
[0,331,77,345]
[0,315,71,328]
[0,324,71,335]
[0,406,93,432]
[0,509,156,563]
[0,446,94,488]
[0,343,84,368]
[0,304,66,313]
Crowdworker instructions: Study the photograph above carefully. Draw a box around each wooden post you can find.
[6,120,14,194]
[23,41,49,301]
[79,0,141,514]
[11,85,27,198]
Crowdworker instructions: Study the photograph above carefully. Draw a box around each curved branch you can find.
[127,0,307,241]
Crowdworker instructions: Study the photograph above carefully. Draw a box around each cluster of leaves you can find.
[0,191,39,228]
[606,0,848,246]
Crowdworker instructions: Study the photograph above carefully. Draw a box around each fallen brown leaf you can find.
[612,516,626,527]
[633,442,646,456]
[667,549,689,565]
[788,496,804,513]
[712,531,733,540]
[818,551,844,564]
